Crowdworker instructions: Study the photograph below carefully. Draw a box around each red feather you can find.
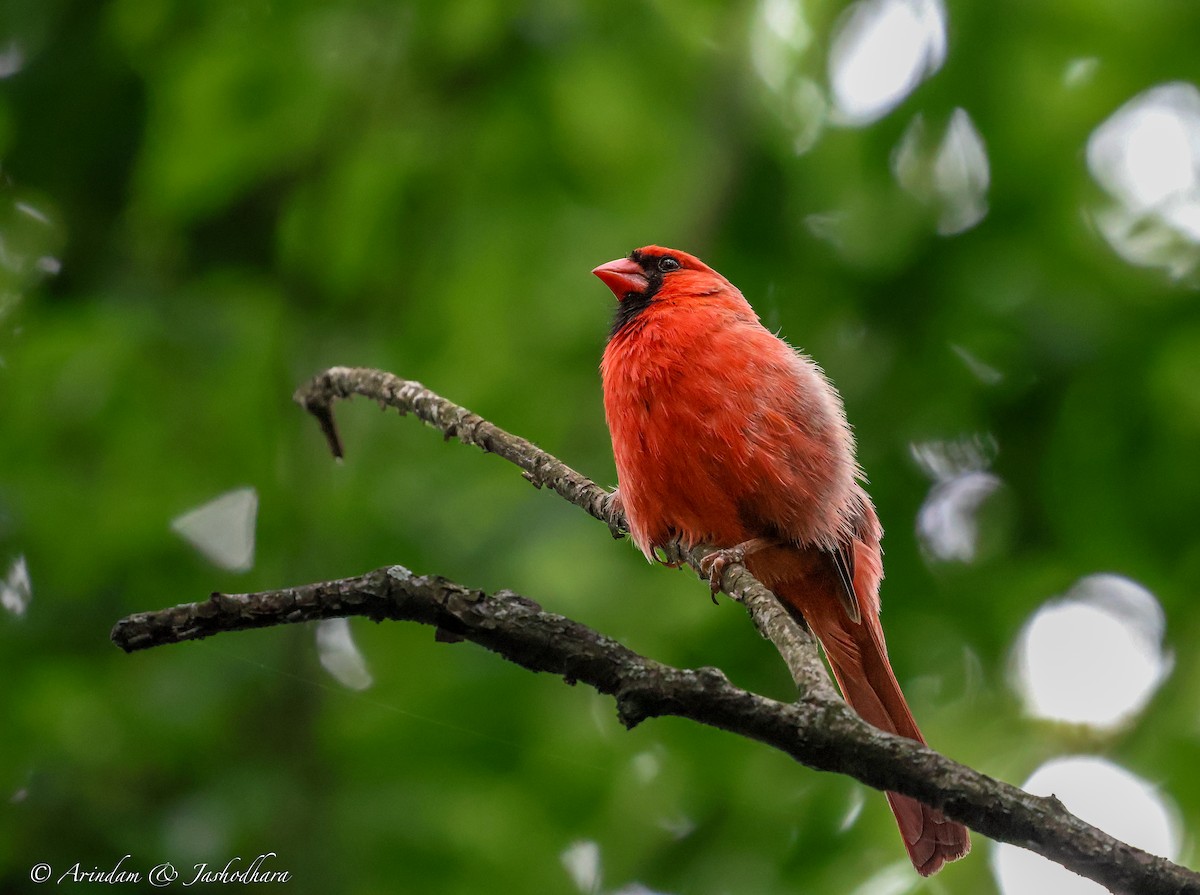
[595,245,969,876]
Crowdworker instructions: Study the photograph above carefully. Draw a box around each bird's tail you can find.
[796,590,971,876]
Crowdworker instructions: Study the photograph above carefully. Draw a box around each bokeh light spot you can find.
[828,0,946,125]
[1063,57,1099,89]
[910,435,1000,562]
[611,885,674,895]
[992,757,1178,895]
[751,0,812,92]
[1,554,32,616]
[0,187,64,307]
[848,861,920,895]
[1087,82,1200,278]
[658,814,696,841]
[561,840,601,894]
[950,343,1004,384]
[170,487,258,572]
[893,108,990,234]
[631,750,660,784]
[751,0,827,154]
[1012,574,1171,728]
[315,618,373,691]
[0,40,23,79]
[838,786,865,831]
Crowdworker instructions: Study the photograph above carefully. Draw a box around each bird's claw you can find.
[653,541,687,568]
[699,546,747,597]
[601,489,628,539]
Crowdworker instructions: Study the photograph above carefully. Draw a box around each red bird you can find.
[593,246,970,876]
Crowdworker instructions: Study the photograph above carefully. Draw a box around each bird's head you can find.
[591,245,719,301]
[592,246,734,335]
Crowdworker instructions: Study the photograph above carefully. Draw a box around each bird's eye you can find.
[657,256,681,273]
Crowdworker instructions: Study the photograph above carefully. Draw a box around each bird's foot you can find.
[699,538,779,597]
[601,489,627,539]
[652,541,688,568]
[699,547,745,596]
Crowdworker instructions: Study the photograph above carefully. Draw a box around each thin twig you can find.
[292,366,836,699]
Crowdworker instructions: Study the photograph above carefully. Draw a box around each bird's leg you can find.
[699,538,780,596]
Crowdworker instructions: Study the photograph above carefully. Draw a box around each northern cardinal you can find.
[593,246,970,876]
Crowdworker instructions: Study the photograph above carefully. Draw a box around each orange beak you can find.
[592,257,648,299]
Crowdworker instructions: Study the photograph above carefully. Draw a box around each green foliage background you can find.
[2,1,1199,892]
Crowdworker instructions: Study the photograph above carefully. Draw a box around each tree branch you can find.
[290,366,837,700]
[109,366,1200,895]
